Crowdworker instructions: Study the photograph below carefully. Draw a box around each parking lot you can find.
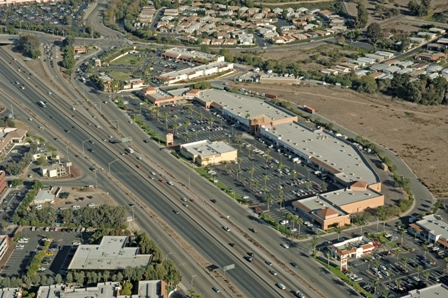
[124,98,339,235]
[0,1,89,35]
[0,188,27,225]
[1,227,90,278]
[338,232,448,297]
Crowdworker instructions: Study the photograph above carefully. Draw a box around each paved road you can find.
[0,49,288,298]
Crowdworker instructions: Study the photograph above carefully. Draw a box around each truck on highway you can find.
[303,105,315,114]
[125,148,134,154]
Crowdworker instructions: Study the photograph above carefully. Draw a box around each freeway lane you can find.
[4,94,220,297]
[0,54,282,297]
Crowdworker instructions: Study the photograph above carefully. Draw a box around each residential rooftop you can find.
[195,89,295,122]
[402,283,448,298]
[181,140,236,157]
[67,236,152,270]
[262,122,379,185]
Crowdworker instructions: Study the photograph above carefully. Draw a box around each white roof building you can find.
[33,189,55,205]
[0,288,21,298]
[68,236,152,270]
[402,283,448,298]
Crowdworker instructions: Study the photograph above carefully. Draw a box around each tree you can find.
[355,3,369,29]
[423,243,429,258]
[401,257,409,271]
[64,15,73,26]
[296,217,304,236]
[66,272,74,284]
[444,257,448,272]
[103,270,110,282]
[121,281,133,295]
[311,235,319,256]
[326,251,331,267]
[335,226,343,240]
[376,206,387,231]
[423,270,430,282]
[37,156,46,166]
[18,35,41,59]
[265,193,273,211]
[381,289,393,298]
[416,265,423,278]
[366,23,382,43]
[277,193,285,209]
[55,274,62,284]
[371,279,380,293]
[335,35,345,45]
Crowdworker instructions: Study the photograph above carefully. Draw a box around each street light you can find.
[92,101,101,113]
[108,159,119,173]
[190,275,197,286]
[165,252,172,260]
[111,120,119,132]
[130,204,135,221]
[82,138,93,154]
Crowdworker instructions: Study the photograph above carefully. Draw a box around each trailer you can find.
[303,105,315,114]
[265,93,279,99]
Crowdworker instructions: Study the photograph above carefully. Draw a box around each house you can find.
[426,64,443,73]
[73,46,87,54]
[365,54,385,62]
[415,52,446,61]
[318,10,332,19]
[375,51,394,59]
[429,27,446,35]
[370,72,386,80]
[314,30,330,37]
[437,38,448,44]
[427,43,446,51]
[417,32,436,39]
[122,79,145,90]
[410,37,425,44]
[331,26,347,32]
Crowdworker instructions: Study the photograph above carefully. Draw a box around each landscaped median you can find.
[27,240,51,276]
[132,115,165,144]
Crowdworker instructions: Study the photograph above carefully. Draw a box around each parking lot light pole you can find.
[190,275,197,286]
[82,138,93,154]
[108,159,119,174]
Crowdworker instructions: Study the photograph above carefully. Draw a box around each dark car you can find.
[244,256,254,262]
[291,262,298,267]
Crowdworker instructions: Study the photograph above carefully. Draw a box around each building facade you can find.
[0,235,9,261]
[180,140,237,166]
[0,170,6,195]
[328,236,375,260]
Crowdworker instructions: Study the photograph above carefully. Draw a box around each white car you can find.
[16,244,25,249]
[276,283,286,290]
[72,205,81,209]
[280,220,289,225]
[87,203,95,207]
[281,243,289,249]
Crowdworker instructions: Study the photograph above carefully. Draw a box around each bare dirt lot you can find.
[237,83,448,197]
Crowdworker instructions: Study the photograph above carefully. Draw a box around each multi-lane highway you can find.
[0,49,300,297]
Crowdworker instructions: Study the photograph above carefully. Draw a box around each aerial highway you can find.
[0,50,290,298]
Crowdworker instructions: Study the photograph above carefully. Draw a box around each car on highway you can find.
[190,198,195,202]
[167,181,173,185]
[291,262,298,267]
[266,261,272,266]
[244,256,254,262]
[211,199,217,203]
[281,243,289,249]
[212,287,220,293]
[276,283,286,290]
[269,270,277,276]
[294,291,305,298]
[183,203,188,207]
[150,171,156,175]
[159,178,165,183]
[149,176,154,180]
[181,197,187,202]
[173,210,179,214]
[89,148,94,152]
[48,91,51,95]
[21,85,25,90]
[136,165,142,169]
[222,226,230,232]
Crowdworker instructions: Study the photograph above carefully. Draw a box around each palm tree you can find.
[374,259,381,272]
[326,251,331,268]
[259,210,266,219]
[381,289,393,298]
[162,112,170,128]
[416,265,423,278]
[262,174,269,187]
[265,193,273,211]
[261,185,268,197]
[400,229,406,245]
[423,270,430,282]
[241,177,247,186]
[401,257,409,271]
[335,226,343,241]
[396,250,401,261]
[199,111,204,122]
[394,279,401,289]
[248,167,255,181]
[187,106,193,118]
[444,257,448,272]
[183,120,190,132]
[172,123,179,135]
[277,193,285,209]
[412,227,418,240]
[311,235,318,257]
[371,279,380,294]
[296,217,304,236]
[282,212,290,227]
[237,158,242,171]
[423,243,429,258]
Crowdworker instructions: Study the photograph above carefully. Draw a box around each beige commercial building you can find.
[0,127,27,156]
[139,87,189,107]
[180,140,237,166]
[292,181,384,230]
[328,236,375,260]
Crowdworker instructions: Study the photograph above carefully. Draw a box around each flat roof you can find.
[294,196,347,216]
[330,236,372,250]
[0,288,21,298]
[37,283,119,298]
[402,283,448,298]
[319,187,381,206]
[162,47,217,61]
[159,61,231,79]
[181,140,236,157]
[168,87,190,97]
[68,236,152,270]
[34,189,55,204]
[415,215,448,240]
[261,122,378,184]
[196,89,295,122]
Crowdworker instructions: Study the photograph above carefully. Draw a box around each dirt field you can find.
[236,83,448,197]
